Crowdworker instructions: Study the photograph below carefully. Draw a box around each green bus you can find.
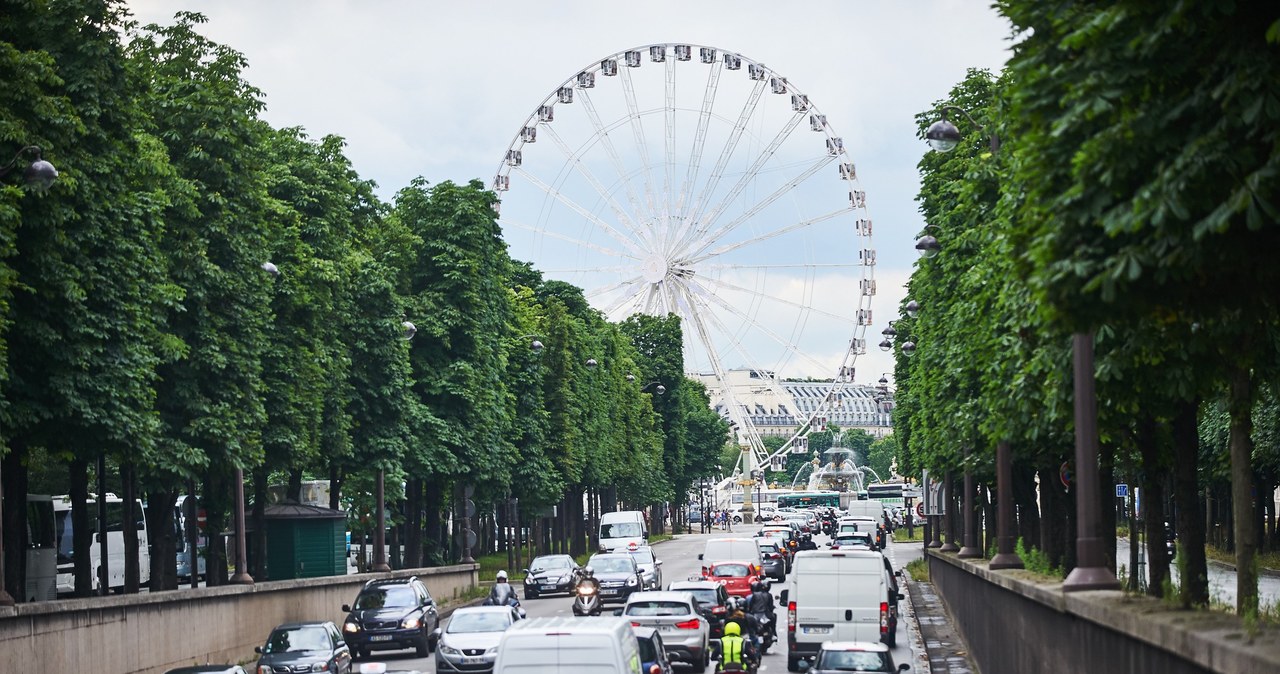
[776,492,840,509]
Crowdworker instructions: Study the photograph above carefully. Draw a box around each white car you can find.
[433,605,524,673]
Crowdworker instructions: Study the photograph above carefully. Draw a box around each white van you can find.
[493,616,642,674]
[599,510,648,552]
[698,537,763,567]
[784,549,892,671]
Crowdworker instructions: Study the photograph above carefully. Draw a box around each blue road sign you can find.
[1116,484,1129,498]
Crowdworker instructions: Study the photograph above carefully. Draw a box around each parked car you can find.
[633,626,676,674]
[256,621,353,674]
[667,578,731,640]
[587,552,646,604]
[522,554,582,599]
[341,576,439,658]
[432,605,523,674]
[620,591,711,673]
[629,546,664,590]
[701,560,763,598]
[164,667,245,674]
[809,640,909,673]
[688,508,703,524]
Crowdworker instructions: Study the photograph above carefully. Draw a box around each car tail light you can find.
[788,601,797,633]
[675,618,701,630]
[712,605,726,615]
[631,621,643,627]
[880,602,889,633]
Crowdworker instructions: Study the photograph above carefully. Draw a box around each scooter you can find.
[572,580,602,616]
[751,613,775,654]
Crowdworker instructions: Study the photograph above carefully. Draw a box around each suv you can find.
[621,591,711,673]
[587,552,646,604]
[668,578,731,640]
[341,576,440,658]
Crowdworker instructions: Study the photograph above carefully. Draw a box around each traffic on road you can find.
[216,504,921,674]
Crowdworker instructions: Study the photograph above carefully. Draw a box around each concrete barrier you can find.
[0,564,477,674]
[927,550,1280,674]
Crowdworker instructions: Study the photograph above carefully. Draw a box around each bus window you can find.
[27,500,55,548]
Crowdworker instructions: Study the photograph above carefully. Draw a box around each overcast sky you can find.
[126,0,1014,389]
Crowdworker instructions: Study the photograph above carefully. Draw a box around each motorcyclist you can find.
[719,620,757,671]
[486,570,520,607]
[576,566,599,594]
[573,566,601,615]
[746,581,776,640]
[724,596,761,660]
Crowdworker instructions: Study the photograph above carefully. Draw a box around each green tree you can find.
[867,435,897,484]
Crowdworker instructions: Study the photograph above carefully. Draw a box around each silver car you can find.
[621,591,711,673]
[629,546,664,590]
[432,605,524,673]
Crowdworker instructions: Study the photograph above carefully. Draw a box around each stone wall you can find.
[928,551,1280,674]
[0,564,477,674]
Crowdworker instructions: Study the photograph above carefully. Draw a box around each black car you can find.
[587,552,645,604]
[667,579,731,640]
[341,576,440,658]
[256,621,353,674]
[522,554,582,598]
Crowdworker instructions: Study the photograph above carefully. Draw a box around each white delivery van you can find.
[493,616,642,674]
[784,549,892,672]
[599,510,648,552]
[699,537,763,568]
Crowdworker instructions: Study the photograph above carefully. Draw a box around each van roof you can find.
[506,616,634,636]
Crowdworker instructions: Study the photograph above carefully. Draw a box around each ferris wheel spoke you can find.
[688,277,837,376]
[694,274,856,325]
[600,279,649,319]
[664,57,677,219]
[505,218,637,261]
[578,89,650,235]
[688,206,851,264]
[673,78,768,253]
[584,275,644,300]
[619,66,659,218]
[641,283,661,316]
[542,264,638,274]
[689,154,835,259]
[678,62,722,216]
[539,124,644,238]
[700,262,861,270]
[680,111,808,253]
[513,168,646,258]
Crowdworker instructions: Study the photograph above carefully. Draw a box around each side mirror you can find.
[897,592,905,601]
[254,646,263,655]
[655,560,663,567]
[517,608,527,619]
[697,553,703,560]
[431,627,442,641]
[612,608,624,617]
[779,589,789,606]
[341,604,351,613]
[522,569,530,575]
[899,665,911,672]
[895,570,903,578]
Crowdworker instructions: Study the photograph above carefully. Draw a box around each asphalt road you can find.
[365,528,923,673]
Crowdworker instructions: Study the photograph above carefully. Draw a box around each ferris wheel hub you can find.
[642,255,669,284]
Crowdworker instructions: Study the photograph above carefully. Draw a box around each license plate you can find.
[462,656,485,665]
[602,589,618,595]
[802,626,831,634]
[658,624,675,631]
[541,585,556,590]
[369,635,393,642]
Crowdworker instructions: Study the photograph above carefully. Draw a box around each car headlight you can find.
[557,575,570,583]
[402,616,422,630]
[626,577,638,586]
[485,646,499,655]
[309,663,328,672]
[524,575,535,584]
[343,621,360,633]
[440,643,461,656]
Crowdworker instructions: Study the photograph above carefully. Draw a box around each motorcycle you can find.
[572,579,602,616]
[751,613,775,654]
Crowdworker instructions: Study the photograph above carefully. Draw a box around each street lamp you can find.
[915,224,941,259]
[639,381,666,395]
[0,145,58,191]
[905,300,920,319]
[926,106,1000,155]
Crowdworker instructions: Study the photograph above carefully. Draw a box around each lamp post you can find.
[0,145,58,191]
[230,466,253,584]
[922,105,1034,572]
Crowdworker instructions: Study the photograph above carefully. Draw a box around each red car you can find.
[702,560,764,597]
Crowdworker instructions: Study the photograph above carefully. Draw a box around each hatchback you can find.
[621,591,711,673]
[701,560,763,597]
[432,605,523,674]
[810,640,909,673]
[255,621,353,674]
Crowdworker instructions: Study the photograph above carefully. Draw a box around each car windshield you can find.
[682,588,719,605]
[591,557,634,573]
[354,587,417,609]
[602,522,643,538]
[757,541,780,552]
[529,556,572,573]
[713,564,750,578]
[625,601,691,617]
[447,611,512,633]
[816,649,892,671]
[264,627,331,653]
[630,549,655,564]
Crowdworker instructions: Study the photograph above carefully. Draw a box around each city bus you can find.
[776,491,841,509]
[53,493,151,595]
[867,483,908,507]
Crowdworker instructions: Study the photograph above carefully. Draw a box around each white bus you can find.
[53,493,151,595]
[174,495,207,580]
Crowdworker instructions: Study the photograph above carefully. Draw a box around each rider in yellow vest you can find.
[721,620,747,669]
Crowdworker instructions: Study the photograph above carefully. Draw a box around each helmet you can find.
[751,581,766,593]
[731,596,746,611]
[496,570,508,581]
[583,566,595,578]
[723,621,741,636]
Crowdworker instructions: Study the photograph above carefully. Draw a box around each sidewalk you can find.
[906,576,979,674]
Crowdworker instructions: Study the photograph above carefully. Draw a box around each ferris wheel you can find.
[494,43,875,484]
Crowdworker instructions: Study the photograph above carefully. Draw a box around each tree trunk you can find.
[121,461,140,593]
[1137,413,1169,597]
[1039,466,1064,566]
[424,479,443,566]
[983,485,996,556]
[2,449,27,602]
[286,469,302,503]
[203,471,228,586]
[146,487,178,591]
[404,479,421,568]
[1100,441,1117,575]
[70,459,92,597]
[570,488,586,557]
[329,463,343,511]
[1013,462,1040,550]
[1228,366,1259,615]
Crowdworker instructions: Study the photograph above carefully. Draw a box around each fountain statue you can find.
[806,447,869,493]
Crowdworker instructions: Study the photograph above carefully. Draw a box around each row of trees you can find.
[1,4,726,601]
[894,2,1280,616]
